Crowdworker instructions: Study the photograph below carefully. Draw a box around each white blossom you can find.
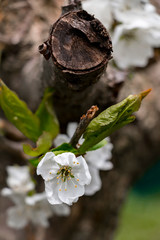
[1,190,70,229]
[111,0,156,14]
[112,23,160,69]
[54,122,113,196]
[2,164,71,229]
[84,138,113,195]
[2,192,51,228]
[83,0,160,69]
[6,166,34,194]
[84,165,101,196]
[111,0,160,69]
[37,152,91,205]
[85,138,113,170]
[54,122,77,146]
[1,187,26,205]
[82,0,113,30]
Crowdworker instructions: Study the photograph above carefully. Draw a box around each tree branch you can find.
[0,136,27,159]
[0,118,26,141]
[40,9,113,127]
[62,0,82,15]
[70,105,99,148]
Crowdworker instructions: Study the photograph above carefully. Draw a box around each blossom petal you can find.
[113,26,154,69]
[54,134,70,147]
[85,139,113,170]
[67,122,78,138]
[1,187,13,197]
[82,0,113,30]
[25,192,46,206]
[7,206,28,229]
[45,180,62,205]
[6,165,34,193]
[28,205,51,227]
[52,204,71,216]
[54,122,78,147]
[72,156,91,185]
[85,165,102,196]
[58,178,84,205]
[1,187,25,205]
[37,152,59,181]
[54,152,77,166]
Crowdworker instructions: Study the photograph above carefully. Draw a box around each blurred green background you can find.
[115,158,160,240]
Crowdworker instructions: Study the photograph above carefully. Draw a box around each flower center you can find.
[120,30,136,41]
[57,166,74,182]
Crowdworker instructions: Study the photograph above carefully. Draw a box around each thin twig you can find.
[68,0,81,5]
[62,0,82,14]
[0,118,26,141]
[70,105,99,148]
[0,136,27,159]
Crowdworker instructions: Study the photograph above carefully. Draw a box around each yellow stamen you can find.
[75,185,77,188]
[77,162,79,165]
[57,182,59,184]
[77,179,79,181]
[59,189,61,191]
[73,161,75,164]
[65,189,67,191]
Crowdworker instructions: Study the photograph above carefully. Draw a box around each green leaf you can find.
[29,158,40,167]
[79,89,151,153]
[51,143,79,156]
[35,88,59,139]
[0,79,40,142]
[87,139,108,151]
[29,143,79,167]
[23,131,52,157]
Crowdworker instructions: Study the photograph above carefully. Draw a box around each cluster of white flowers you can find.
[1,166,70,229]
[38,122,113,204]
[2,123,113,227]
[82,0,160,69]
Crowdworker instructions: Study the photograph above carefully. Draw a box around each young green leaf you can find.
[87,139,108,151]
[0,80,40,142]
[35,88,59,139]
[79,89,151,153]
[28,143,79,167]
[29,158,40,167]
[23,131,52,157]
[51,143,79,156]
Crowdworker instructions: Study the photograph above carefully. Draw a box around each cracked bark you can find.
[39,8,116,128]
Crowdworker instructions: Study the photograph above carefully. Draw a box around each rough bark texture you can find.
[0,1,160,240]
[40,7,113,127]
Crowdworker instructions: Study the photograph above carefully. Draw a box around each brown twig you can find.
[62,0,82,14]
[0,118,26,141]
[69,0,79,4]
[70,105,99,148]
[0,136,27,159]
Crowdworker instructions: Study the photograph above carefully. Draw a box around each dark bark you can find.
[40,8,114,127]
